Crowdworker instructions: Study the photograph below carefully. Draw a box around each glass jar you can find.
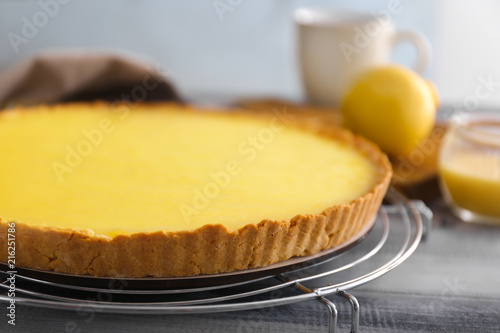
[439,112,500,224]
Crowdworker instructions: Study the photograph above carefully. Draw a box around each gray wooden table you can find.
[2,199,500,333]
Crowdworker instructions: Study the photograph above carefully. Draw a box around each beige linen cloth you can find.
[0,52,181,109]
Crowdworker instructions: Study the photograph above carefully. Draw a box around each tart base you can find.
[0,104,391,278]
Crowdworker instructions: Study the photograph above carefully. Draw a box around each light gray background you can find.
[1,0,500,107]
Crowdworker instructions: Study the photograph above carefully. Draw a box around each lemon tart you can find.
[0,103,391,277]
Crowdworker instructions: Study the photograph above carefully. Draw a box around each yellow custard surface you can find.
[0,104,381,237]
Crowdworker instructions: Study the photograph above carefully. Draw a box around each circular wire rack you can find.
[1,187,431,333]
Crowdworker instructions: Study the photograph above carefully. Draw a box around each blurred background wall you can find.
[0,0,499,107]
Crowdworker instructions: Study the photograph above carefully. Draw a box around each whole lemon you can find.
[341,65,437,157]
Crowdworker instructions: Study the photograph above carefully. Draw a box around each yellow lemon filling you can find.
[0,104,380,237]
[440,152,500,218]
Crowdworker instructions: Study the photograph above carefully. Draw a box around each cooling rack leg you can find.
[319,296,338,333]
[291,280,339,333]
[337,291,359,333]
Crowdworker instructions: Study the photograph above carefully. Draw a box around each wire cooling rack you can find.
[0,187,431,333]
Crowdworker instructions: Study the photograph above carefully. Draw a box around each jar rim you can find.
[450,112,500,148]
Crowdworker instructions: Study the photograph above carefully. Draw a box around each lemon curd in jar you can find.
[439,113,500,224]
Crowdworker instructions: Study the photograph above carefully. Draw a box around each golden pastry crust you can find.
[0,103,391,278]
